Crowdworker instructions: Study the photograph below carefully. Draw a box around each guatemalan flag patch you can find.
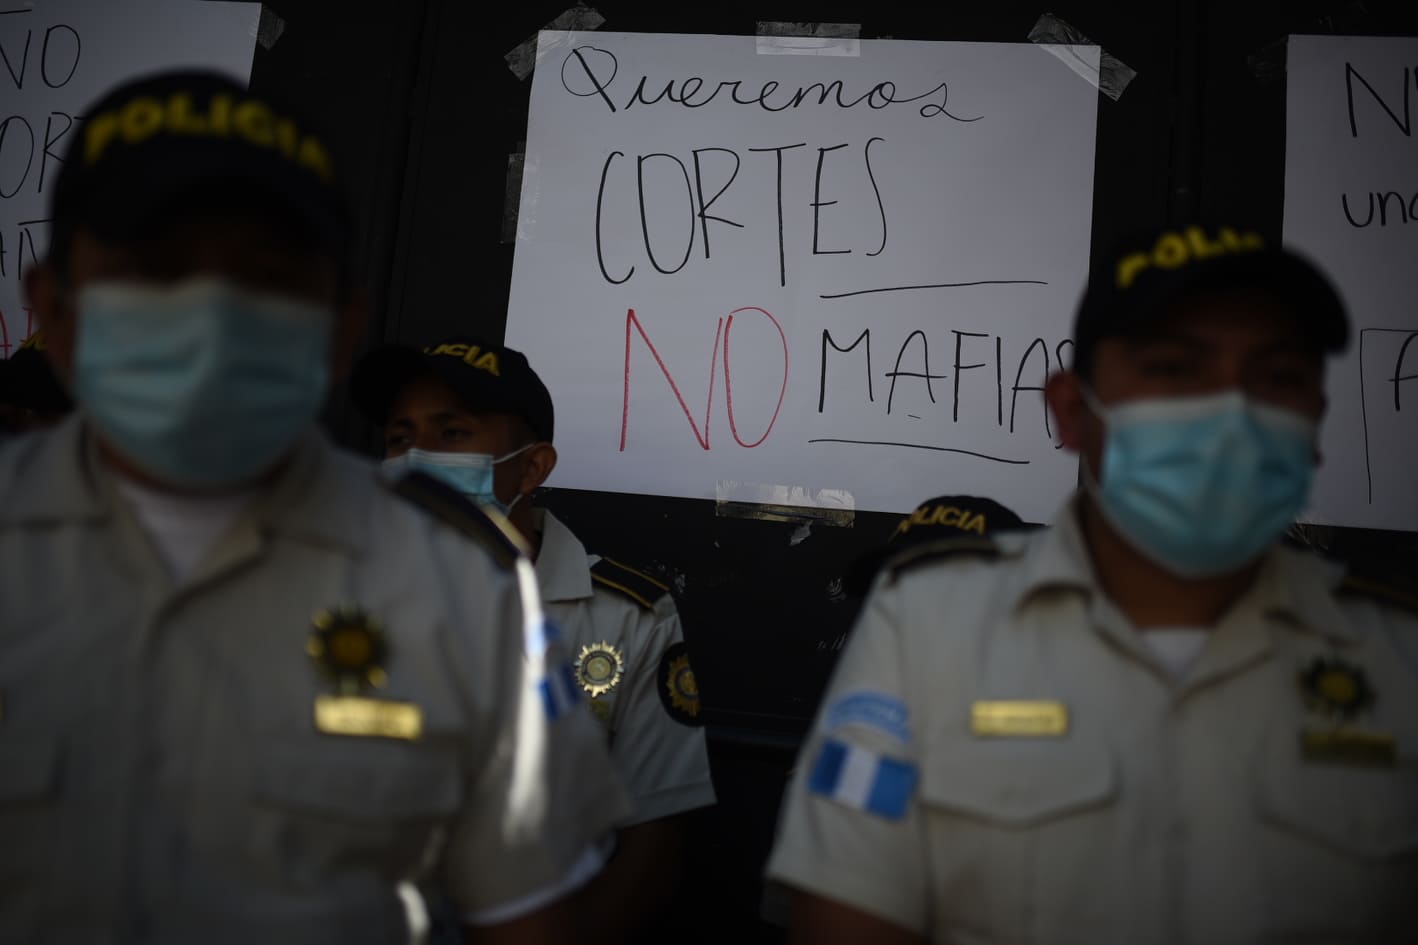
[807,737,918,820]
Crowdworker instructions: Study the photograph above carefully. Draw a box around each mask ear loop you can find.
[492,441,541,465]
[1074,384,1110,495]
[492,441,548,513]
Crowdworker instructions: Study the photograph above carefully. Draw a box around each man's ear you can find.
[25,263,75,377]
[1045,370,1089,454]
[519,442,558,494]
[330,287,371,381]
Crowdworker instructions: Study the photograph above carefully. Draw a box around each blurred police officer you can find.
[1,71,626,945]
[352,336,716,944]
[762,494,1030,928]
[767,225,1418,944]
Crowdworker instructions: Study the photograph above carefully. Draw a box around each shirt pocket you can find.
[917,736,1119,943]
[0,735,62,938]
[247,738,464,880]
[1251,727,1418,939]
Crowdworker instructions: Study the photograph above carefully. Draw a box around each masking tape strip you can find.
[252,6,285,51]
[715,480,856,526]
[505,5,606,80]
[1027,13,1136,101]
[756,21,861,58]
[500,148,526,244]
[1247,36,1287,85]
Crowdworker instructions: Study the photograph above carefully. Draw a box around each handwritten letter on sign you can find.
[506,32,1099,519]
[1285,35,1418,531]
[0,0,259,358]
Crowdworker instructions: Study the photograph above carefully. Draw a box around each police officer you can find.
[842,494,1029,598]
[351,336,717,943]
[1,71,626,944]
[766,225,1418,944]
[761,494,1031,928]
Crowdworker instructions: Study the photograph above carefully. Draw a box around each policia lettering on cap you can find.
[0,70,628,944]
[767,224,1418,944]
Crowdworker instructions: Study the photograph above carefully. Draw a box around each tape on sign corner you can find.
[755,21,862,58]
[500,150,526,245]
[1027,13,1136,101]
[1246,36,1288,86]
[505,5,606,81]
[714,480,856,527]
[252,6,286,51]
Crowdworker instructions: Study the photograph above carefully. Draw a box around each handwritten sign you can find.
[0,0,260,358]
[1284,35,1418,531]
[506,32,1098,520]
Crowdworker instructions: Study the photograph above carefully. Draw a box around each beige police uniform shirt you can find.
[535,509,715,826]
[767,498,1418,944]
[0,418,629,945]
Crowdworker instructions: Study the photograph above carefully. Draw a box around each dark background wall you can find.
[249,2,1418,938]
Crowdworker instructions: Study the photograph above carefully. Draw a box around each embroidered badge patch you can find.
[657,642,702,726]
[823,691,911,743]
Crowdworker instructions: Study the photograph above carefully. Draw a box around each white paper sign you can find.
[507,31,1098,520]
[0,0,260,355]
[1285,35,1418,532]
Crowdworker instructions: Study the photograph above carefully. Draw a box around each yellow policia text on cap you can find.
[895,504,988,537]
[1115,226,1266,290]
[424,342,501,376]
[82,92,333,183]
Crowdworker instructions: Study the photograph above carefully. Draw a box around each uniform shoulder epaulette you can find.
[886,534,1003,582]
[1337,573,1418,616]
[590,557,670,611]
[389,471,529,570]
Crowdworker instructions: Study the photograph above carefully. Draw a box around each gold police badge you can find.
[308,608,422,741]
[308,608,388,694]
[575,641,625,698]
[1297,656,1390,765]
[1298,657,1374,723]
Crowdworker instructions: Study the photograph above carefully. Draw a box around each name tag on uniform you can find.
[1299,727,1395,766]
[970,700,1068,737]
[314,695,423,741]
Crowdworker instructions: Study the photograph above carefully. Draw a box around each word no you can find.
[0,15,81,200]
[621,306,788,451]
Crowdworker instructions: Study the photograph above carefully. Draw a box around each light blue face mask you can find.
[75,278,331,489]
[1082,389,1317,578]
[381,444,535,515]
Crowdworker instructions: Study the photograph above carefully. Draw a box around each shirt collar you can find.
[1243,544,1359,644]
[1007,496,1098,609]
[533,508,594,603]
[1011,494,1360,645]
[0,417,370,555]
[0,416,112,525]
[246,430,373,554]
